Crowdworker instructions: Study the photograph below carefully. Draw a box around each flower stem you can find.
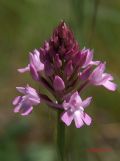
[57,110,65,161]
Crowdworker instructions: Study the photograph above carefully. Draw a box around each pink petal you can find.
[96,73,112,85]
[81,97,92,109]
[21,106,33,116]
[16,87,26,94]
[26,85,39,97]
[83,49,93,67]
[34,51,44,71]
[90,60,100,66]
[82,113,92,125]
[17,65,30,73]
[12,96,21,105]
[103,81,117,91]
[29,97,40,105]
[62,101,70,110]
[14,104,21,113]
[29,51,44,71]
[69,92,82,106]
[80,65,92,80]
[89,63,106,83]
[74,111,84,128]
[61,112,73,126]
[30,64,39,81]
[29,53,34,65]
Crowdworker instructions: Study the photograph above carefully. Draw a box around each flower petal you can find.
[82,49,93,68]
[16,87,26,94]
[74,111,84,128]
[12,96,21,105]
[29,50,44,71]
[82,113,92,125]
[29,97,40,105]
[103,80,117,91]
[90,60,100,66]
[89,63,106,84]
[69,92,82,106]
[18,65,30,73]
[81,97,92,109]
[14,104,21,113]
[30,64,39,81]
[21,106,33,116]
[62,101,70,110]
[96,73,113,85]
[61,112,73,126]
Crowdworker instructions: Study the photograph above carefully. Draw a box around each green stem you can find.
[57,110,65,161]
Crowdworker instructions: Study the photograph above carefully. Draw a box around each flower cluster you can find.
[13,21,117,128]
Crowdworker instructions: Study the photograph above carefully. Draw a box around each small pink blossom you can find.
[13,85,40,116]
[18,49,44,80]
[89,62,117,91]
[81,48,100,68]
[61,92,92,128]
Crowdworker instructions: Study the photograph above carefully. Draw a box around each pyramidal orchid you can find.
[13,20,117,126]
[13,21,117,161]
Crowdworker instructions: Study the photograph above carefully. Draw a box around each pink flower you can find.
[89,63,117,91]
[18,49,44,80]
[13,85,40,116]
[81,48,100,68]
[61,92,92,128]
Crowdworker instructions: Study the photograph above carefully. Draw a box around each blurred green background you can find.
[0,0,120,161]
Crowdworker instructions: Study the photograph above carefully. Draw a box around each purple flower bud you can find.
[39,48,46,62]
[44,60,54,76]
[65,60,73,77]
[54,54,62,68]
[73,52,81,65]
[53,76,65,91]
[44,41,50,51]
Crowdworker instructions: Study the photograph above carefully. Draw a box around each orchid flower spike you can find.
[13,21,117,128]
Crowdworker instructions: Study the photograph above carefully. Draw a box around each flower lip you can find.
[61,91,92,128]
